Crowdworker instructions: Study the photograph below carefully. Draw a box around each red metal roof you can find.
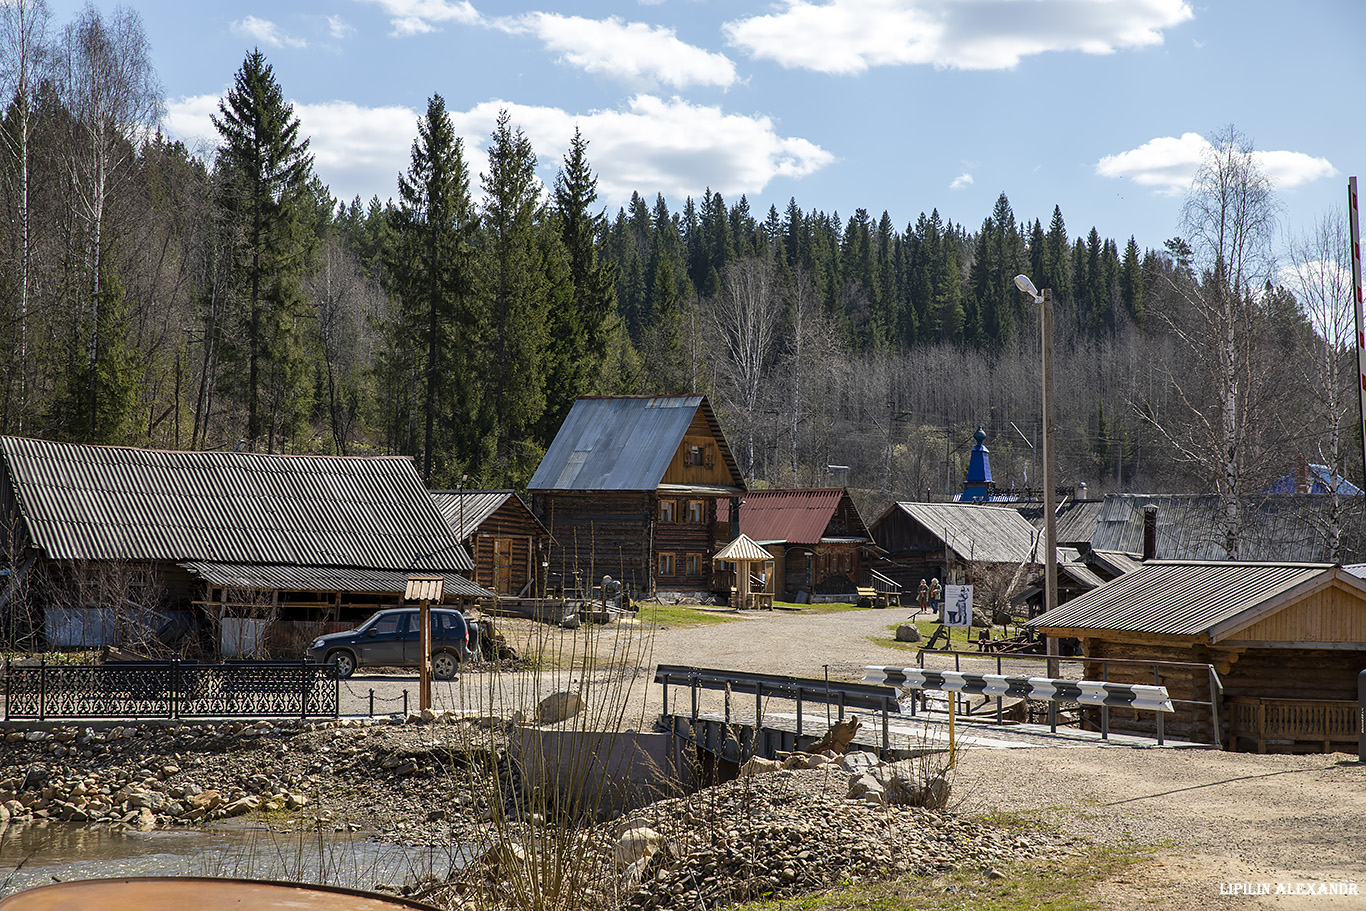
[717,488,870,546]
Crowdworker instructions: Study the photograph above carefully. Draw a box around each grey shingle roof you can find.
[1030,561,1336,637]
[0,437,471,572]
[527,395,744,492]
[889,502,1044,564]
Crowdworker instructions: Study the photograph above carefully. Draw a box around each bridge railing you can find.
[654,664,900,754]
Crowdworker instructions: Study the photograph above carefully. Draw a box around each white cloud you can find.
[358,0,481,36]
[723,0,1192,74]
[326,16,355,40]
[1096,133,1338,196]
[232,15,307,50]
[497,13,737,89]
[164,93,833,210]
[950,172,973,190]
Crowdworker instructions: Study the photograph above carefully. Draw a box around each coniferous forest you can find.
[0,17,1355,516]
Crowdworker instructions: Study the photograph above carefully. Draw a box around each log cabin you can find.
[713,488,873,601]
[1030,561,1366,752]
[527,395,746,597]
[869,501,1043,592]
[430,489,553,597]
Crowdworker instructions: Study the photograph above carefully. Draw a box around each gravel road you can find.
[480,605,1366,910]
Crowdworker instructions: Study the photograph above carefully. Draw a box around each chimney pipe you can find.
[1142,505,1158,561]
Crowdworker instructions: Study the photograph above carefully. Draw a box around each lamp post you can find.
[1014,274,1058,675]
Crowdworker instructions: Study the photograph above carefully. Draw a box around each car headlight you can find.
[311,638,325,650]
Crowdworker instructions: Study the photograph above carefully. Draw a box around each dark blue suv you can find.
[307,608,476,679]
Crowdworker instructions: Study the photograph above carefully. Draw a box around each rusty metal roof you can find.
[0,437,471,572]
[182,562,491,599]
[1030,561,1339,638]
[430,489,550,541]
[717,488,869,546]
[527,395,744,492]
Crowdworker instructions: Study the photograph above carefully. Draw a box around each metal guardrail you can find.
[654,664,900,754]
[3,658,340,721]
[915,648,1224,748]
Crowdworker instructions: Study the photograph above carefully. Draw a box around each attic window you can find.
[687,445,703,467]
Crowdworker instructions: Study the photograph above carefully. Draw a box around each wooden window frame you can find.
[657,553,675,576]
[686,499,705,523]
[685,553,701,576]
[658,499,676,523]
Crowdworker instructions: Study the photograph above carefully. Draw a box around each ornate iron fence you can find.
[2,659,339,721]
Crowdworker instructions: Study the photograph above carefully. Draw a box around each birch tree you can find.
[710,256,780,481]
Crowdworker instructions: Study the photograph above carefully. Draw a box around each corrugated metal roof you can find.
[527,395,744,492]
[717,488,870,546]
[1089,493,1366,562]
[889,502,1044,564]
[183,562,492,599]
[1016,499,1105,547]
[714,534,774,563]
[1030,561,1333,637]
[1087,550,1144,578]
[1,437,471,572]
[429,489,550,541]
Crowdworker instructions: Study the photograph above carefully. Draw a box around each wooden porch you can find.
[1228,696,1359,754]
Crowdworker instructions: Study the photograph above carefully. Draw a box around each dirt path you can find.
[492,606,1366,909]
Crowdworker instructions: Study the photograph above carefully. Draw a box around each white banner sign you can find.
[942,584,972,627]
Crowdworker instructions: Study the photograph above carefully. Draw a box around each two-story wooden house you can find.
[527,395,746,596]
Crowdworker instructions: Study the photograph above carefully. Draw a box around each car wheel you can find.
[432,650,458,681]
[328,650,357,679]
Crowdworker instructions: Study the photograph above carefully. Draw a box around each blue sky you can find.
[49,0,1358,254]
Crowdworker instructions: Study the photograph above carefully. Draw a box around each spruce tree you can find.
[212,49,316,450]
[388,93,478,484]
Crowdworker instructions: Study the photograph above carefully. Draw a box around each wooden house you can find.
[869,502,1043,591]
[431,489,553,597]
[527,395,746,596]
[1031,561,1366,752]
[0,437,487,657]
[713,488,873,601]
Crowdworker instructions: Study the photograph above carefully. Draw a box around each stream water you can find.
[0,820,461,897]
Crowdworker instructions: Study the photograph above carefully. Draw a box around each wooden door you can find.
[494,538,514,594]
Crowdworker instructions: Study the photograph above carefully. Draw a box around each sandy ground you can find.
[488,605,1366,910]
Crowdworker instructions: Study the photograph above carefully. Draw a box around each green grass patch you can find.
[779,601,863,613]
[634,602,742,628]
[729,844,1152,911]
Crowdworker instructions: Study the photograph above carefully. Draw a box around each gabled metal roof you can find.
[1016,499,1105,547]
[1030,561,1339,638]
[0,437,471,572]
[527,395,744,492]
[183,562,492,599]
[429,489,549,541]
[717,488,870,546]
[882,502,1044,564]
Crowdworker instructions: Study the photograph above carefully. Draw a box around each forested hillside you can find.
[0,14,1353,521]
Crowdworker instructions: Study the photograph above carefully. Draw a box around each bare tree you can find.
[1284,208,1357,559]
[709,256,781,480]
[1138,127,1284,557]
[55,4,162,436]
[0,0,50,433]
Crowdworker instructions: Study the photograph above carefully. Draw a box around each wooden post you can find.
[418,597,431,712]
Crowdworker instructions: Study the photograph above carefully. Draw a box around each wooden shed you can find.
[431,490,553,597]
[1031,561,1366,752]
[869,502,1043,592]
[527,395,746,597]
[0,436,488,658]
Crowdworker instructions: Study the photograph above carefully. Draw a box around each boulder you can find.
[738,756,782,778]
[614,824,665,868]
[895,623,922,643]
[535,692,583,724]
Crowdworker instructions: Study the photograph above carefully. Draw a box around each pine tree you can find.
[1119,236,1144,326]
[212,49,317,450]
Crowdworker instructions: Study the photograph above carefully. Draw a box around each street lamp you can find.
[1014,275,1058,672]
